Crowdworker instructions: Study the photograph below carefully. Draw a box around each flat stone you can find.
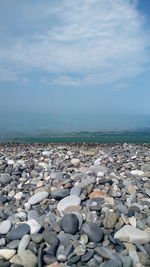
[28,191,49,205]
[101,259,122,267]
[114,225,150,244]
[121,256,133,267]
[0,174,12,185]
[6,224,30,240]
[70,186,81,196]
[0,220,11,234]
[141,164,150,173]
[126,184,136,194]
[57,195,81,215]
[82,223,104,243]
[61,214,79,234]
[81,250,94,262]
[63,205,81,214]
[89,191,106,198]
[0,249,16,260]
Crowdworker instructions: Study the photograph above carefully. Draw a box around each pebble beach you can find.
[0,142,150,267]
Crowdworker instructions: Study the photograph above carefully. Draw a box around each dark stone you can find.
[82,223,104,243]
[43,255,57,265]
[67,255,81,265]
[0,211,9,220]
[128,210,135,217]
[81,250,94,262]
[0,262,11,267]
[43,230,59,247]
[99,179,113,185]
[0,196,8,203]
[108,234,117,245]
[50,189,70,200]
[61,214,79,235]
[6,224,30,240]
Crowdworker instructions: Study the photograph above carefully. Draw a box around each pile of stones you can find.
[0,143,150,267]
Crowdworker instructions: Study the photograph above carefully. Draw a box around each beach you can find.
[0,142,150,266]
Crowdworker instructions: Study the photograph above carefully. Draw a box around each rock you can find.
[61,214,79,234]
[18,235,30,254]
[116,205,128,215]
[30,234,43,244]
[104,211,119,229]
[121,256,133,267]
[43,255,57,265]
[6,224,30,240]
[95,247,116,259]
[71,158,80,167]
[57,195,81,215]
[7,240,20,249]
[0,220,11,234]
[101,259,122,267]
[66,255,80,265]
[12,250,38,267]
[114,225,150,244]
[129,216,136,227]
[27,219,41,234]
[131,170,144,176]
[0,249,16,260]
[138,252,150,266]
[141,164,150,173]
[70,186,81,196]
[89,191,106,198]
[43,231,59,247]
[28,191,49,205]
[82,223,104,243]
[74,244,86,256]
[50,189,70,200]
[79,177,96,188]
[0,174,12,185]
[126,183,136,194]
[81,250,94,262]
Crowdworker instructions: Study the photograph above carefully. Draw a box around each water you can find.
[0,112,150,143]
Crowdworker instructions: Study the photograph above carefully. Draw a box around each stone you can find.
[121,256,133,267]
[18,235,30,254]
[12,250,38,267]
[81,250,94,262]
[101,259,122,267]
[131,170,144,176]
[43,231,59,247]
[74,245,86,256]
[114,225,150,244]
[104,211,119,228]
[7,240,20,249]
[129,216,136,227]
[28,191,49,205]
[0,249,16,260]
[89,191,106,198]
[27,219,41,234]
[141,164,150,173]
[126,183,136,194]
[43,255,57,265]
[61,214,79,234]
[71,158,80,167]
[30,234,43,243]
[57,195,81,215]
[0,174,12,185]
[51,189,70,200]
[82,223,104,243]
[6,224,30,240]
[70,186,81,196]
[95,247,116,259]
[63,205,81,214]
[0,220,11,234]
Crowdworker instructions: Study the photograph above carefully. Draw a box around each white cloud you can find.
[0,0,149,86]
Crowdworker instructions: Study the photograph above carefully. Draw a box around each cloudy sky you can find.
[0,0,150,114]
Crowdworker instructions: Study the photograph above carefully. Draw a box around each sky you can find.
[0,0,150,115]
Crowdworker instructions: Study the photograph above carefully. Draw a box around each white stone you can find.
[42,151,51,156]
[27,219,41,234]
[0,249,16,260]
[97,172,105,177]
[0,220,11,234]
[94,158,102,165]
[131,170,144,176]
[28,191,49,205]
[114,225,150,244]
[57,195,81,215]
[8,160,14,165]
[71,158,80,167]
[18,235,30,254]
[14,192,23,200]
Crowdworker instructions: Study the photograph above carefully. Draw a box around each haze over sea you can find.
[0,112,150,143]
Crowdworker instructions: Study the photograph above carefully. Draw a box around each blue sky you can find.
[0,0,150,114]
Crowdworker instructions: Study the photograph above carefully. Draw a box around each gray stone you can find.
[141,164,150,172]
[43,230,59,247]
[51,189,70,200]
[61,214,79,234]
[0,174,12,185]
[28,191,49,205]
[121,256,133,267]
[95,247,116,259]
[57,195,81,215]
[0,220,11,234]
[70,186,81,196]
[82,223,104,243]
[6,224,30,240]
[100,259,122,267]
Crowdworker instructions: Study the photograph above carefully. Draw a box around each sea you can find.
[0,112,150,143]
